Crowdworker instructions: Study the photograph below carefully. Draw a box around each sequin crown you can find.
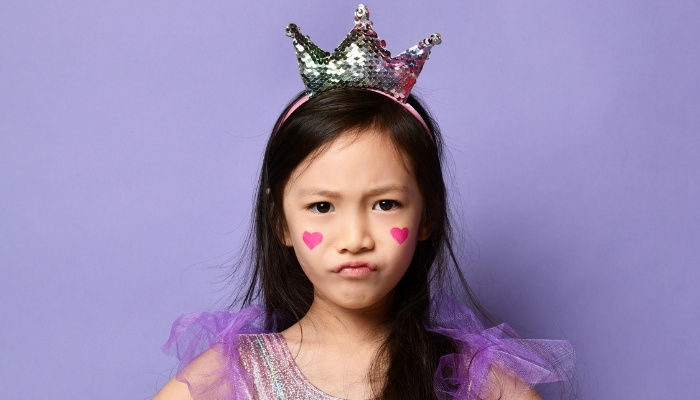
[285,4,441,104]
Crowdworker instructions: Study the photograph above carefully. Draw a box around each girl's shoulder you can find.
[160,306,269,399]
[162,306,267,357]
[427,297,575,399]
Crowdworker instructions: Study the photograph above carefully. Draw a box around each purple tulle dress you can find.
[162,299,574,399]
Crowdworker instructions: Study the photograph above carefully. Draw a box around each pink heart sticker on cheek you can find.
[390,227,409,244]
[302,231,323,250]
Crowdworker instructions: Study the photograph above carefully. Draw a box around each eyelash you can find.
[307,200,401,214]
[372,200,401,211]
[308,202,334,214]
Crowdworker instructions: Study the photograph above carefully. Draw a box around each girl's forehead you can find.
[310,129,406,164]
[285,130,416,191]
[325,129,393,153]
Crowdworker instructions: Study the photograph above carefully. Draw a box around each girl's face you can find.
[281,129,426,312]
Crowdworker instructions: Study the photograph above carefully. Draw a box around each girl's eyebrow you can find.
[365,184,411,197]
[296,188,341,198]
[296,184,410,198]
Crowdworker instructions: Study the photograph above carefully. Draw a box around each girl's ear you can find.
[281,225,293,247]
[271,199,294,247]
[418,224,433,241]
[418,217,434,241]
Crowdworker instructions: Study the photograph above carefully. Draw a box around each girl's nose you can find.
[336,213,374,253]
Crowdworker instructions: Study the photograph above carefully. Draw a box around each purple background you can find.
[2,1,698,398]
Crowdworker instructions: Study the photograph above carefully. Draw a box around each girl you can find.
[155,5,574,400]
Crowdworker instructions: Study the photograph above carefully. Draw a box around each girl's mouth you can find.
[334,261,377,277]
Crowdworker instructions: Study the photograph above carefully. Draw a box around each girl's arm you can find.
[487,368,543,400]
[521,389,544,400]
[152,347,228,400]
[152,378,193,400]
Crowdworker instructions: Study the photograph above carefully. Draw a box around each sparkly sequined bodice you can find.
[237,333,352,400]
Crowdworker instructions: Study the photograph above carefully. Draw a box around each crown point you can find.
[428,33,442,46]
[355,4,370,25]
[286,23,299,38]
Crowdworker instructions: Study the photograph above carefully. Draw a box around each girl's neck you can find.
[292,294,393,344]
[280,295,392,400]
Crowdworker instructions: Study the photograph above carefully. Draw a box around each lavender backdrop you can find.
[2,1,698,398]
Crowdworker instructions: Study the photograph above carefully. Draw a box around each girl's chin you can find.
[315,291,394,313]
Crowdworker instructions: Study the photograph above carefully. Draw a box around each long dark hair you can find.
[235,88,490,399]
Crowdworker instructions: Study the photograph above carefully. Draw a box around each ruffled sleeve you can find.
[427,298,575,400]
[161,306,267,400]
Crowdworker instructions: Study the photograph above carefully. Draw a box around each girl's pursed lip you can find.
[333,261,377,273]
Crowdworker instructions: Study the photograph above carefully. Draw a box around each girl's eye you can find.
[373,200,399,211]
[310,202,334,214]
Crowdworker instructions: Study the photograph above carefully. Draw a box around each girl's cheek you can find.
[390,227,409,244]
[302,231,323,250]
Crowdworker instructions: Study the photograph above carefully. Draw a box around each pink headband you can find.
[276,89,433,140]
